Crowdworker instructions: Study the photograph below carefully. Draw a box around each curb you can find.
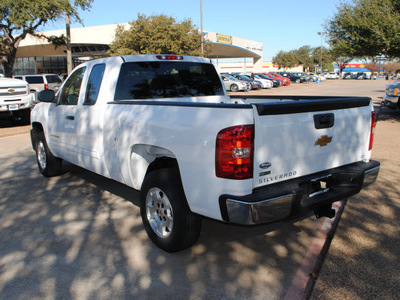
[284,200,346,300]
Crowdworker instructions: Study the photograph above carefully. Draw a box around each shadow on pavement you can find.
[310,107,400,299]
[0,147,322,299]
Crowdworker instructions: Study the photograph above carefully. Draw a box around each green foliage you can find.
[273,46,334,71]
[325,0,400,59]
[109,14,209,57]
[0,0,92,76]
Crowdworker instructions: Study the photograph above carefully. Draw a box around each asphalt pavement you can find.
[0,79,398,299]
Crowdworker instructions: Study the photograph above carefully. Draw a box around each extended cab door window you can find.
[84,64,106,105]
[58,67,86,105]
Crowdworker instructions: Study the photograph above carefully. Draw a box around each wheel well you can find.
[146,157,179,176]
[31,122,44,151]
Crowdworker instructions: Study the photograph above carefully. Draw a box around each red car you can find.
[267,72,291,85]
[253,73,282,86]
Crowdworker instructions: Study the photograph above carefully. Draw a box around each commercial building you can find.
[10,24,266,75]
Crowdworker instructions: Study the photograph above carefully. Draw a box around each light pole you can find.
[66,13,72,75]
[317,31,326,74]
[200,0,204,55]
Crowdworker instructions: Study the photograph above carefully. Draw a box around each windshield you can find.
[223,74,237,81]
[115,61,224,100]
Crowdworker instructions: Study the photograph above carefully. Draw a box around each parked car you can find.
[342,72,355,79]
[0,77,34,124]
[254,74,281,87]
[249,74,273,89]
[293,72,313,82]
[13,74,63,97]
[308,73,326,81]
[356,72,370,80]
[229,74,262,90]
[278,72,306,83]
[383,81,400,110]
[325,72,339,79]
[316,72,328,81]
[267,72,291,85]
[256,73,284,86]
[221,74,249,92]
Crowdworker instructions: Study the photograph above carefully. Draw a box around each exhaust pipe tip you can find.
[314,205,336,219]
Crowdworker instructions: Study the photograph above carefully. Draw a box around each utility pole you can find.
[317,31,326,74]
[200,0,204,55]
[66,13,72,75]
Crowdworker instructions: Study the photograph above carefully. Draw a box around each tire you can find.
[140,168,202,252]
[35,131,63,177]
[230,84,239,92]
[295,79,301,83]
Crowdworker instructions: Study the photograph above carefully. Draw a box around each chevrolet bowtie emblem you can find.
[8,88,15,93]
[315,135,333,147]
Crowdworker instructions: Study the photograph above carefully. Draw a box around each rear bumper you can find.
[219,160,380,225]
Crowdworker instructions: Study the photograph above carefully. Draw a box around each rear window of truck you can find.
[45,75,62,83]
[25,76,44,84]
[114,61,224,100]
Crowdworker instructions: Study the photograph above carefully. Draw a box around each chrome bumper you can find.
[383,95,399,108]
[221,160,380,225]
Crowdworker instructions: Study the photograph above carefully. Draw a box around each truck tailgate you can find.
[245,96,373,189]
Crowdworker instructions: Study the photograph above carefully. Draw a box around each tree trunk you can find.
[2,46,17,78]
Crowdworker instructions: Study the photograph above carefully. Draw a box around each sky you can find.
[41,0,341,62]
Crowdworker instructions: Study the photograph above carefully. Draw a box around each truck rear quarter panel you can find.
[103,101,254,220]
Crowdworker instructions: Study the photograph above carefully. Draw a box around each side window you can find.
[84,64,105,105]
[58,67,86,105]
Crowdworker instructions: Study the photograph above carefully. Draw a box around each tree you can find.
[295,46,314,71]
[272,50,297,71]
[364,62,381,79]
[325,0,400,59]
[383,61,400,78]
[273,46,334,72]
[0,0,92,77]
[109,14,209,57]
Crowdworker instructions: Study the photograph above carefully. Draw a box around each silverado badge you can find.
[315,135,333,147]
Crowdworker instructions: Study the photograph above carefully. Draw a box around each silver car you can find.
[221,74,249,92]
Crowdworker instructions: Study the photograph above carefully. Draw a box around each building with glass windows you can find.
[8,24,264,75]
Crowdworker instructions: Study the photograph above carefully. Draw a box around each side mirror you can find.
[37,90,55,103]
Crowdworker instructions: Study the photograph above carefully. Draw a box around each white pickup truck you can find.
[30,55,380,252]
[0,77,34,124]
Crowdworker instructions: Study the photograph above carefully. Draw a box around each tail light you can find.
[216,125,254,179]
[156,55,184,60]
[368,111,376,151]
[45,83,49,90]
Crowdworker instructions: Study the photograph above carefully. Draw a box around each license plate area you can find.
[302,175,332,199]
[8,104,19,111]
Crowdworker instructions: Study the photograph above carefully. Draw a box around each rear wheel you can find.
[140,168,202,252]
[35,131,63,177]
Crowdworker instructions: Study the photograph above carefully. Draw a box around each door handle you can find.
[314,113,334,129]
[66,115,75,120]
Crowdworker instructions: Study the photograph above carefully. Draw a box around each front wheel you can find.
[140,168,202,252]
[35,131,63,177]
[230,84,239,92]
